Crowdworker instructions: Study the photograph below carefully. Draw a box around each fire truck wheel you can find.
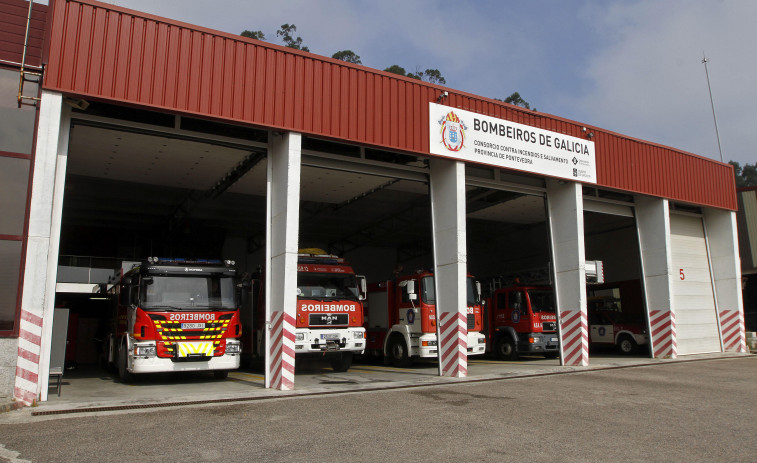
[495,336,518,361]
[387,335,412,368]
[118,341,135,383]
[329,352,353,372]
[213,370,229,379]
[617,335,638,355]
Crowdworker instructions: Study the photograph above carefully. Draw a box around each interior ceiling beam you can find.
[331,178,400,212]
[168,150,266,233]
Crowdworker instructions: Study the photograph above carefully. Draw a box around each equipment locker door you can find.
[670,213,721,355]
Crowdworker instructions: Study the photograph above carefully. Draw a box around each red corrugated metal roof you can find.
[0,0,48,68]
[41,0,737,210]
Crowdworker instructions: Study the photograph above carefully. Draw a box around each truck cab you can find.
[366,271,487,367]
[247,250,367,372]
[105,257,243,381]
[486,284,559,360]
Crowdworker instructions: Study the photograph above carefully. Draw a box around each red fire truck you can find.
[104,258,243,381]
[483,261,603,360]
[484,282,559,360]
[364,271,487,367]
[243,250,367,372]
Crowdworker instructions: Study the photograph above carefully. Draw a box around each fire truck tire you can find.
[617,335,637,355]
[118,341,135,383]
[387,335,412,368]
[329,352,353,372]
[494,336,518,361]
[213,370,229,379]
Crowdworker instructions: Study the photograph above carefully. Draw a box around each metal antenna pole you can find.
[702,54,724,162]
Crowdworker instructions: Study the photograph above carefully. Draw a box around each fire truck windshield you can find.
[528,289,555,313]
[141,275,236,310]
[297,273,358,300]
[420,277,478,306]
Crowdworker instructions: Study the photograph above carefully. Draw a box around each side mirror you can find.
[356,275,367,301]
[405,280,417,301]
[475,281,482,304]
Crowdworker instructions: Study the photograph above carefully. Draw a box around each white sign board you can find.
[428,103,596,184]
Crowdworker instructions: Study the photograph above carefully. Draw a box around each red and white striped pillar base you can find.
[439,311,467,377]
[269,311,296,390]
[559,310,588,366]
[718,309,747,353]
[649,309,677,359]
[14,310,44,404]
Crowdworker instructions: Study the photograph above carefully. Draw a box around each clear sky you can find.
[102,0,756,167]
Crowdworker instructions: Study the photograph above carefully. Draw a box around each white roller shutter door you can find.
[670,214,721,354]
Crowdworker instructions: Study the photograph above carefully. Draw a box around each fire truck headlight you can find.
[478,337,486,344]
[529,337,541,344]
[352,331,364,339]
[225,341,241,354]
[422,340,437,347]
[134,345,156,356]
[296,333,306,342]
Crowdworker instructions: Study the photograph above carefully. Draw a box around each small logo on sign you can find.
[438,111,467,152]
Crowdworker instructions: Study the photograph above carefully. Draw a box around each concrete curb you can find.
[0,400,26,414]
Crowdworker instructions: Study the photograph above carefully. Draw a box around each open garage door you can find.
[669,213,721,355]
[465,168,557,361]
[583,196,649,357]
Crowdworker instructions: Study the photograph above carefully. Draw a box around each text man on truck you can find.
[104,257,243,381]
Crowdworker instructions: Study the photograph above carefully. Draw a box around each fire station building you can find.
[0,0,747,406]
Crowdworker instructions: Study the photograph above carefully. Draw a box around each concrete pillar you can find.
[15,91,70,404]
[429,158,467,377]
[704,208,747,352]
[265,132,301,390]
[635,196,677,358]
[546,180,588,366]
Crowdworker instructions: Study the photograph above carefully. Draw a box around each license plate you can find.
[320,333,340,340]
[182,323,205,330]
[551,337,559,342]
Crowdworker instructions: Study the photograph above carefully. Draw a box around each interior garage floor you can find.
[15,352,750,418]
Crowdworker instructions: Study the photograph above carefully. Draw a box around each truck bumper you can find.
[412,332,487,358]
[130,352,241,374]
[294,327,366,354]
[517,332,560,353]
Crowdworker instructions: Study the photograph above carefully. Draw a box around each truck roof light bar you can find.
[146,257,232,266]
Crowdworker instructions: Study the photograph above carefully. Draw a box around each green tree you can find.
[276,24,310,52]
[730,161,757,187]
[332,50,362,64]
[241,30,265,40]
[385,65,446,85]
[384,65,408,76]
[504,92,533,110]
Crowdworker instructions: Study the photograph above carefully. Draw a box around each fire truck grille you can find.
[152,320,231,340]
[309,313,349,326]
[467,314,475,330]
